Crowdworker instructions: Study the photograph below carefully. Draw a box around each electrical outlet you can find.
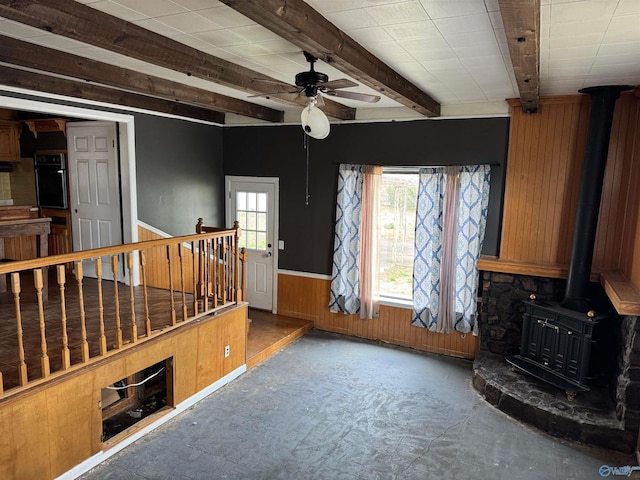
[224,345,230,358]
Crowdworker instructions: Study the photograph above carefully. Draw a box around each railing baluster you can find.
[11,273,28,386]
[57,265,70,370]
[178,243,187,321]
[111,256,123,349]
[215,239,221,306]
[126,253,137,343]
[75,262,90,363]
[167,245,177,325]
[240,247,247,302]
[34,269,50,377]
[95,258,107,355]
[234,230,240,303]
[221,238,227,305]
[190,241,198,316]
[211,238,218,309]
[202,239,209,312]
[140,251,151,337]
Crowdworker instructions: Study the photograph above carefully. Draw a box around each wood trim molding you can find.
[600,271,640,316]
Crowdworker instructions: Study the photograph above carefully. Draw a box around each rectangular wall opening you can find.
[101,357,174,443]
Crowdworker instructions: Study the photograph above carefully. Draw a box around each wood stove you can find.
[507,85,632,400]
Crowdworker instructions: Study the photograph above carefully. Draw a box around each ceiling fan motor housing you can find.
[295,70,329,93]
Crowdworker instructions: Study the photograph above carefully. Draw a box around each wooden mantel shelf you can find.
[478,256,573,280]
[600,271,640,316]
[478,256,640,316]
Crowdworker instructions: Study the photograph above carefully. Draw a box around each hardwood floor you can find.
[0,271,312,392]
[246,308,313,369]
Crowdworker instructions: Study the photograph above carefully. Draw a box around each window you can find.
[377,172,418,300]
[236,191,268,250]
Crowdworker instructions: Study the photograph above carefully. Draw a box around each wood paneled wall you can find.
[278,273,479,359]
[138,225,195,292]
[499,94,640,279]
[0,303,247,480]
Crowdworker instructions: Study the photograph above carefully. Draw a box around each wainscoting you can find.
[277,272,479,359]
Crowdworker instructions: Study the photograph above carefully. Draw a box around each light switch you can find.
[278,240,285,250]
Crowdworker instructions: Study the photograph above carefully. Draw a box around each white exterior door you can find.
[226,177,278,312]
[67,122,122,280]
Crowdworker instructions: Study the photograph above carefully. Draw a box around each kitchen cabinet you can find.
[0,121,20,161]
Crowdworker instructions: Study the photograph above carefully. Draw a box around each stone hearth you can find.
[474,271,639,453]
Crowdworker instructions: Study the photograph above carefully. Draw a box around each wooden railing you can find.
[0,222,246,397]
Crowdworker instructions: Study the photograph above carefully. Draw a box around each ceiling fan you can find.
[252,51,381,139]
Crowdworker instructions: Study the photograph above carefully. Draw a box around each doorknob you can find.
[266,252,272,257]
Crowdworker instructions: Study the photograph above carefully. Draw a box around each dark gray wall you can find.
[223,118,510,275]
[135,114,224,235]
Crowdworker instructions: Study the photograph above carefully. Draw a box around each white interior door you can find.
[226,177,278,312]
[67,122,122,280]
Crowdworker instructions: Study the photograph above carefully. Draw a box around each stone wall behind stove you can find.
[617,316,640,434]
[479,270,640,434]
[479,271,565,355]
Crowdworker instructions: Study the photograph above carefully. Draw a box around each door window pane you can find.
[235,188,269,251]
[257,193,267,212]
[247,192,256,211]
[237,192,246,211]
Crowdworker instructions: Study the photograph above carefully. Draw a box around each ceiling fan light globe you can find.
[301,104,330,139]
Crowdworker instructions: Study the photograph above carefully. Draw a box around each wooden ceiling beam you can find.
[498,0,540,113]
[220,0,441,117]
[0,65,226,124]
[0,35,283,123]
[0,0,355,120]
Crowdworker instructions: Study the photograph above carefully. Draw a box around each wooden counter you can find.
[0,217,51,300]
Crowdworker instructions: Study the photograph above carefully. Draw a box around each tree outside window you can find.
[378,173,418,299]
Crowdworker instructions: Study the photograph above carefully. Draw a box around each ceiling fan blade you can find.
[325,90,381,103]
[321,78,358,90]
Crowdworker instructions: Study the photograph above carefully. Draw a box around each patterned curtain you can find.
[329,164,363,315]
[411,167,446,330]
[412,165,491,334]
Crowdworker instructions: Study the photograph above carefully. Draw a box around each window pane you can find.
[238,229,247,249]
[237,192,246,211]
[237,211,247,229]
[247,230,257,250]
[257,232,267,250]
[378,173,418,299]
[247,212,257,230]
[257,193,267,212]
[257,213,267,232]
[248,192,257,211]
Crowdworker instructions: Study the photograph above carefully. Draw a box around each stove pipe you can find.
[561,85,633,312]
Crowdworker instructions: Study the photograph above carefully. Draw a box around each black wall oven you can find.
[34,152,68,209]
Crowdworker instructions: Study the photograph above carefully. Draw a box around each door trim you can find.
[225,176,279,314]
[0,91,140,285]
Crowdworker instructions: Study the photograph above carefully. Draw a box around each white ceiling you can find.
[0,0,639,122]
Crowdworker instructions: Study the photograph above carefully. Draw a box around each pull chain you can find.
[304,133,310,205]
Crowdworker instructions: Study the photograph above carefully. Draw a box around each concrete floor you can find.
[81,330,637,480]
